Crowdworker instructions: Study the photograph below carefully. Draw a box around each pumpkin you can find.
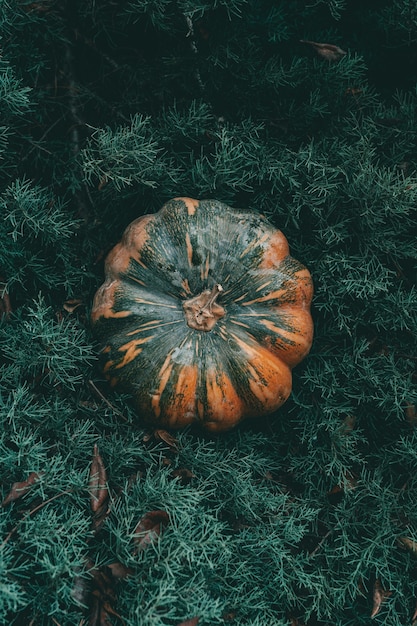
[91,197,313,432]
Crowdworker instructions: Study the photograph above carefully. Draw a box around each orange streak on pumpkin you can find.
[185,232,193,268]
[126,321,162,335]
[164,365,198,427]
[103,359,114,374]
[242,268,312,308]
[201,254,210,281]
[134,298,177,308]
[256,281,272,292]
[181,278,192,295]
[259,230,289,268]
[233,292,248,303]
[229,319,251,328]
[239,232,269,259]
[122,214,154,263]
[230,334,292,414]
[174,196,199,216]
[100,214,153,281]
[91,278,132,322]
[258,312,313,366]
[125,319,181,336]
[241,288,288,306]
[127,275,146,286]
[203,370,244,429]
[151,353,174,418]
[91,217,154,322]
[114,335,155,369]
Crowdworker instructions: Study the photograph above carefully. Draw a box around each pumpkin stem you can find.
[183,284,225,331]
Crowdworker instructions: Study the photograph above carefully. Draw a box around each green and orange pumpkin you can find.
[91,197,313,432]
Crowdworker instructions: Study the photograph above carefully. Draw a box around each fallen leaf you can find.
[300,39,346,61]
[176,618,200,626]
[24,2,52,13]
[328,471,357,496]
[98,175,108,191]
[2,472,42,506]
[154,429,179,452]
[371,578,392,618]
[0,277,11,318]
[397,535,417,556]
[341,414,356,433]
[133,510,169,553]
[107,562,133,579]
[406,403,417,427]
[345,87,362,96]
[63,298,84,314]
[171,468,196,484]
[89,565,125,625]
[89,444,110,531]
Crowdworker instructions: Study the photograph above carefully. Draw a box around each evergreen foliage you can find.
[0,0,416,624]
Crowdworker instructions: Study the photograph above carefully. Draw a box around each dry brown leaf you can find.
[345,87,362,96]
[89,444,110,531]
[98,175,108,191]
[371,578,392,618]
[143,429,179,452]
[0,277,12,318]
[107,562,132,579]
[89,565,125,625]
[176,618,200,626]
[133,510,169,553]
[63,298,84,314]
[406,403,417,427]
[397,535,417,556]
[2,472,42,506]
[154,429,179,452]
[171,468,196,484]
[328,471,357,496]
[341,414,356,433]
[300,39,346,61]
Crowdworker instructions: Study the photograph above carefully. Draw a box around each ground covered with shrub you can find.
[0,1,417,624]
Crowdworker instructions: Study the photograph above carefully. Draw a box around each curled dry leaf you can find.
[63,298,84,314]
[397,535,417,556]
[371,578,392,619]
[2,472,42,506]
[133,510,169,553]
[171,468,196,485]
[300,39,346,61]
[144,429,179,452]
[89,444,110,531]
[107,562,133,580]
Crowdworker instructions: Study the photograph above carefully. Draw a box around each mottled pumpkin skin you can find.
[91,197,313,432]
